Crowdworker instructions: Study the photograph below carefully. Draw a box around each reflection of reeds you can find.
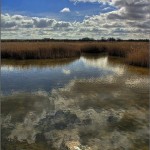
[1,57,79,69]
[1,41,149,67]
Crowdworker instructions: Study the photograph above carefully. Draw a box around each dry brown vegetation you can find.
[126,45,149,67]
[1,41,149,67]
[1,42,81,59]
[105,42,149,67]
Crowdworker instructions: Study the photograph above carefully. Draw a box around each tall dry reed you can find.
[126,43,149,67]
[1,41,149,67]
[1,42,81,59]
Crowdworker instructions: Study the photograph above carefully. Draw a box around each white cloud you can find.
[60,8,71,13]
[54,21,71,29]
[62,69,71,75]
[32,17,55,28]
[1,0,150,40]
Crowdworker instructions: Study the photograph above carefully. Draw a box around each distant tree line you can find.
[79,37,149,42]
[1,37,149,42]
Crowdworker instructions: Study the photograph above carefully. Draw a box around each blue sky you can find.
[1,0,149,39]
[2,0,116,21]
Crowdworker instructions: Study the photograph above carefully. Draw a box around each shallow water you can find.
[1,55,149,150]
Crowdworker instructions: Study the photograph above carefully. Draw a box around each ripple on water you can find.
[1,55,149,150]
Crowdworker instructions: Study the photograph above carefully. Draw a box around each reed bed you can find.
[1,42,81,59]
[106,42,149,57]
[106,43,130,57]
[1,41,149,67]
[126,49,149,67]
[106,42,149,67]
[80,43,106,53]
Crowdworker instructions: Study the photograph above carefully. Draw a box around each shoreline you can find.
[1,41,149,68]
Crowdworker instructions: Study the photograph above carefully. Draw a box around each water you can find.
[1,55,149,150]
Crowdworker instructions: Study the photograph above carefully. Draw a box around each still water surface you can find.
[1,55,149,150]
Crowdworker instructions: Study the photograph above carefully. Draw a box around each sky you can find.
[1,0,150,39]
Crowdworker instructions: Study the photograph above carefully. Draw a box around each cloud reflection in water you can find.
[1,55,149,149]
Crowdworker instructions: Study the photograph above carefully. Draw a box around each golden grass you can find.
[1,42,81,59]
[126,49,149,67]
[80,43,106,53]
[1,41,149,67]
[106,42,149,57]
[105,42,149,67]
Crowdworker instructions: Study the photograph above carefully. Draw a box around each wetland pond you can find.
[1,54,149,150]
